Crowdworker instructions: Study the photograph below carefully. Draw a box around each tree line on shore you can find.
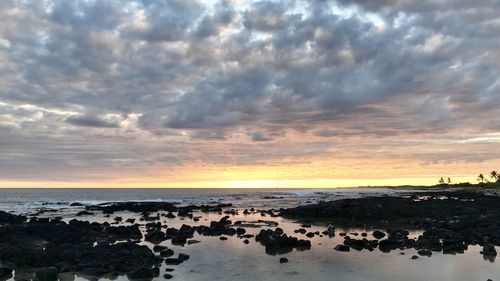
[438,170,500,186]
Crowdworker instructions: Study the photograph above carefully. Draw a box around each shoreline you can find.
[0,188,498,281]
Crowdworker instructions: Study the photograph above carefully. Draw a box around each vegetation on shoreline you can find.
[435,170,500,190]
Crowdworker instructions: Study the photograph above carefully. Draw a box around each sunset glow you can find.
[0,0,499,188]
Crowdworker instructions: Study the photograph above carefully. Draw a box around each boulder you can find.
[164,258,183,265]
[279,257,289,264]
[0,264,13,279]
[34,267,59,281]
[160,249,174,257]
[372,230,386,239]
[236,228,246,235]
[145,230,166,244]
[127,267,160,280]
[178,254,190,261]
[153,245,168,252]
[481,244,497,256]
[334,245,350,252]
[417,249,432,257]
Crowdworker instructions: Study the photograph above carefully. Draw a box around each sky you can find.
[0,0,499,188]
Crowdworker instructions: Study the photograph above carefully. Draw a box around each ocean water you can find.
[0,188,498,281]
[0,187,404,214]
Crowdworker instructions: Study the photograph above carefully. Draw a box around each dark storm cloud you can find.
[0,0,499,181]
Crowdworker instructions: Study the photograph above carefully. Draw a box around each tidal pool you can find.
[7,207,498,281]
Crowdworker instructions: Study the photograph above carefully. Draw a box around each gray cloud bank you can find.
[0,0,499,181]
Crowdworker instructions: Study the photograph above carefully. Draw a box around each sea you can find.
[0,187,498,281]
[0,187,406,214]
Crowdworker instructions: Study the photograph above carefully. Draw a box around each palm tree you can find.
[478,174,485,183]
[490,171,499,182]
[438,177,445,185]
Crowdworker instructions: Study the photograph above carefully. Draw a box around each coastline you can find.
[0,188,499,281]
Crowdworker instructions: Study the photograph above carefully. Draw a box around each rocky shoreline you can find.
[281,190,500,258]
[0,202,296,281]
[0,190,499,280]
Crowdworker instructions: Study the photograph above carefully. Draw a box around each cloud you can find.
[65,114,121,128]
[314,129,336,138]
[250,132,274,142]
[0,0,499,183]
[189,130,226,140]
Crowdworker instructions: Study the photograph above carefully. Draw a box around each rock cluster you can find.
[255,229,311,255]
[282,191,500,257]
[0,214,159,280]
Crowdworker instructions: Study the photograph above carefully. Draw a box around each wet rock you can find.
[75,211,94,216]
[417,249,432,257]
[275,228,284,235]
[344,238,378,251]
[187,240,201,245]
[178,254,190,261]
[171,236,187,246]
[373,231,386,239]
[481,244,497,256]
[334,245,350,252]
[165,258,183,265]
[0,211,26,224]
[177,209,193,218]
[255,229,311,255]
[442,239,467,254]
[106,225,143,240]
[55,262,71,273]
[34,267,59,281]
[153,245,168,252]
[127,267,159,280]
[220,236,228,241]
[411,255,419,260]
[236,228,246,235]
[279,257,289,264]
[163,273,173,279]
[166,213,176,219]
[80,267,106,277]
[281,191,500,258]
[0,264,13,279]
[145,229,166,244]
[160,249,175,257]
[294,229,307,234]
[243,239,250,244]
